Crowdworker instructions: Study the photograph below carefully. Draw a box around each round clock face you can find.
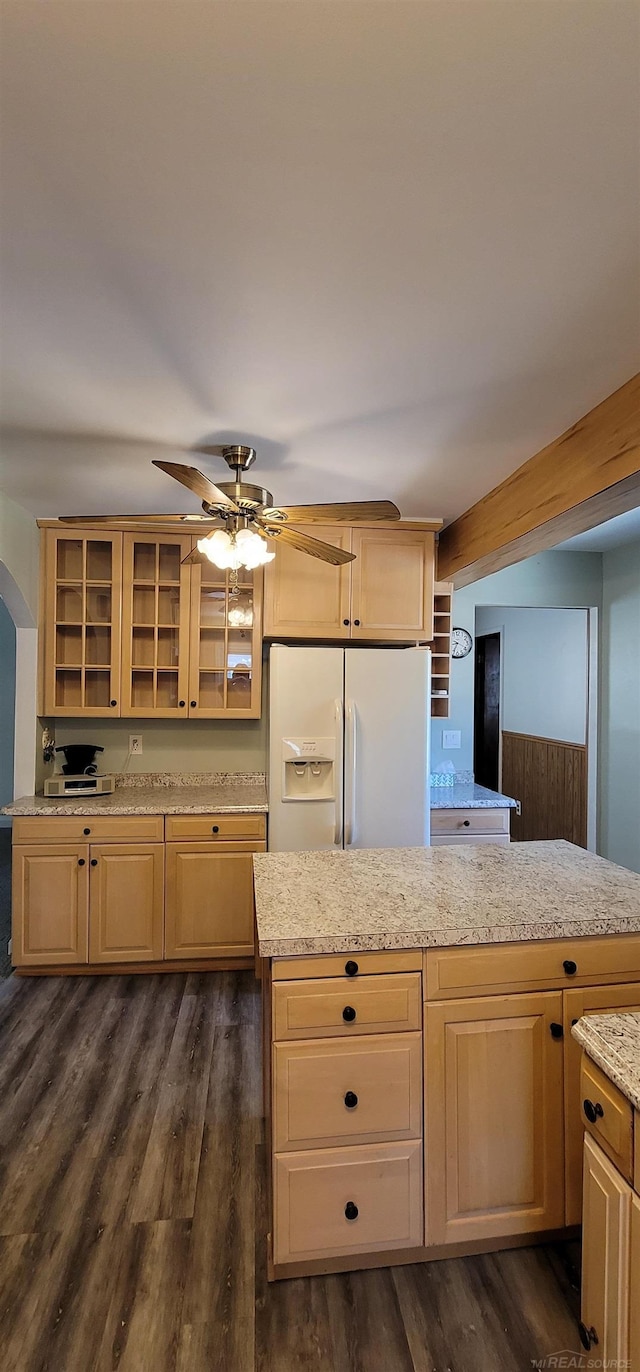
[451,627,473,659]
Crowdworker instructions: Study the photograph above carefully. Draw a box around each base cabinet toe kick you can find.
[263,936,640,1280]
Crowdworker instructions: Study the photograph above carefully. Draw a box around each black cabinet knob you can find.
[342,1005,356,1023]
[179,700,186,708]
[578,1322,599,1351]
[110,699,117,707]
[190,700,197,708]
[344,1201,359,1221]
[462,819,470,827]
[343,619,350,626]
[83,827,91,835]
[344,960,359,978]
[78,858,85,867]
[353,619,360,626]
[563,959,577,975]
[344,1091,358,1110]
[550,1022,563,1039]
[583,1098,604,1124]
[212,825,219,834]
[90,858,98,867]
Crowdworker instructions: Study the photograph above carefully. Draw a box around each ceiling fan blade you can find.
[152,460,239,511]
[258,522,355,565]
[57,513,222,525]
[180,546,210,566]
[261,500,401,524]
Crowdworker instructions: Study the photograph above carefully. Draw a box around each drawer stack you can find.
[270,951,424,1268]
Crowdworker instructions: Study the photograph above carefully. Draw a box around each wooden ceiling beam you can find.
[437,374,640,587]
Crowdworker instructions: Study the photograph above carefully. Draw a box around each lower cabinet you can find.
[12,844,89,965]
[631,1194,640,1369]
[581,1133,631,1362]
[165,841,264,959]
[88,844,164,963]
[563,982,640,1225]
[273,1140,423,1266]
[425,991,565,1245]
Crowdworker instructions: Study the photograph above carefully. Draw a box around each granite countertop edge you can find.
[258,913,640,960]
[571,1014,640,1113]
[2,776,269,816]
[429,782,518,810]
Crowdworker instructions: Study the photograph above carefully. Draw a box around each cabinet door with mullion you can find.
[188,554,263,718]
[121,534,191,717]
[42,529,122,716]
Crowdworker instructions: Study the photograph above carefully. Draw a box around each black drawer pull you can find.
[344,960,359,978]
[343,619,350,626]
[344,1201,358,1221]
[344,1091,358,1110]
[550,1022,563,1039]
[342,1005,356,1023]
[78,858,85,867]
[212,825,219,833]
[583,1098,604,1125]
[190,700,197,708]
[179,700,186,708]
[83,827,91,835]
[110,699,117,707]
[462,819,470,827]
[563,959,577,976]
[90,858,98,867]
[354,619,360,626]
[578,1322,599,1351]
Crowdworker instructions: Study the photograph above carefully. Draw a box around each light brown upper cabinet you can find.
[40,524,263,718]
[42,529,123,716]
[188,555,262,718]
[263,524,435,643]
[121,533,192,717]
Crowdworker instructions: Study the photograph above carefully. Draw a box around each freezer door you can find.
[268,645,345,852]
[344,648,430,848]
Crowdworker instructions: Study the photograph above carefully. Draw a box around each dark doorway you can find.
[474,632,501,791]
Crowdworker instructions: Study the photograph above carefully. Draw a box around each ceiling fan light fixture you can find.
[197,527,275,570]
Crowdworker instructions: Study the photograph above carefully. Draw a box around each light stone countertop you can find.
[253,840,640,957]
[572,1013,640,1113]
[2,771,268,816]
[430,783,517,810]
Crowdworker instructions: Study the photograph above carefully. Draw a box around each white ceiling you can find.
[556,506,640,552]
[0,1,639,521]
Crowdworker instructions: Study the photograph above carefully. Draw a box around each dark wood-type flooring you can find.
[0,970,582,1372]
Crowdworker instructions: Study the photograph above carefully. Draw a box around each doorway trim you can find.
[473,627,504,790]
[0,561,37,803]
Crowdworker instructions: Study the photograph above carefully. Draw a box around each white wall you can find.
[431,551,602,773]
[0,490,40,800]
[475,606,588,745]
[0,598,16,824]
[600,539,640,873]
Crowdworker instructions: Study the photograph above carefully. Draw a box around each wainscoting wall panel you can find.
[502,732,587,848]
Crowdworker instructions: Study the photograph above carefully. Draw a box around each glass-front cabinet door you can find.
[121,534,191,717]
[188,554,263,718]
[43,530,122,716]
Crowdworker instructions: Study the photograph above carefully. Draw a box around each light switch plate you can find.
[442,730,461,749]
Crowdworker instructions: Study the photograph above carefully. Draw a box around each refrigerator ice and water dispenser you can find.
[281,738,336,802]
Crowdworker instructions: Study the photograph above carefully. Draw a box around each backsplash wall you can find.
[52,715,268,777]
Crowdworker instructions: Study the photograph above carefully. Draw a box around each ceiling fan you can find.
[60,444,402,570]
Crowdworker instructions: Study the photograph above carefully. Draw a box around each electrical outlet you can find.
[442,730,461,749]
[129,735,143,755]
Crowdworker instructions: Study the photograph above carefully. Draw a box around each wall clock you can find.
[451,627,473,659]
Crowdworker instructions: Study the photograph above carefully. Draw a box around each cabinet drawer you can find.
[273,1140,423,1264]
[164,813,266,842]
[430,808,510,836]
[273,974,422,1041]
[272,950,422,981]
[273,1033,422,1150]
[430,834,510,847]
[580,1056,634,1183]
[425,934,640,1000]
[12,815,164,845]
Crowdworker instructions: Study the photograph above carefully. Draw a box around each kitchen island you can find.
[254,841,640,1279]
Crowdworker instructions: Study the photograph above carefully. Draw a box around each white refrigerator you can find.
[268,644,431,851]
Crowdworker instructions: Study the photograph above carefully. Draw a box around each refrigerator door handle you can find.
[345,699,357,846]
[333,698,344,846]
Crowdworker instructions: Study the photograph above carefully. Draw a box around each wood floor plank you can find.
[127,983,217,1223]
[325,1268,415,1372]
